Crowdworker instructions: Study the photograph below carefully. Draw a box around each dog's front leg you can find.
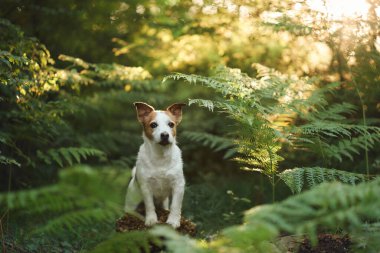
[166,181,184,228]
[140,182,157,226]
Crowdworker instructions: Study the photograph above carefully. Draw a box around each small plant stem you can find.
[271,175,275,203]
[0,215,5,253]
[361,103,370,178]
[317,135,327,166]
[7,166,11,231]
[268,147,275,203]
[349,68,370,179]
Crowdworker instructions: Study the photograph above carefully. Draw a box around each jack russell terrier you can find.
[124,102,186,228]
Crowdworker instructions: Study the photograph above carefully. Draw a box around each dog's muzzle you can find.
[159,132,170,145]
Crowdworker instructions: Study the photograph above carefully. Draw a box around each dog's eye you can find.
[150,122,158,128]
[168,122,175,128]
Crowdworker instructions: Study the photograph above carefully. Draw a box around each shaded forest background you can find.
[1,0,380,252]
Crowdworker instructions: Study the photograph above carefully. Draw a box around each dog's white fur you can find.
[124,103,185,228]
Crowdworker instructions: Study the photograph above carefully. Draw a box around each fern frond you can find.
[183,131,236,159]
[165,73,228,93]
[352,222,380,252]
[0,185,63,210]
[151,226,204,253]
[0,155,21,167]
[0,181,103,215]
[37,147,106,167]
[242,178,380,244]
[307,102,357,121]
[154,178,380,253]
[0,166,130,240]
[238,146,284,176]
[300,121,376,138]
[168,67,380,199]
[58,54,152,87]
[278,167,367,193]
[188,99,215,111]
[90,231,160,253]
[31,207,119,236]
[322,134,380,162]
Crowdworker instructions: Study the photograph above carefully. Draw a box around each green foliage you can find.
[322,134,380,162]
[33,208,118,236]
[227,177,380,248]
[0,165,129,238]
[0,154,20,167]
[154,177,380,252]
[2,0,380,251]
[183,178,253,235]
[37,147,106,167]
[182,131,236,159]
[151,226,203,253]
[166,66,290,198]
[0,18,57,96]
[0,17,67,176]
[0,184,63,211]
[57,54,152,90]
[278,167,367,194]
[352,222,380,252]
[89,231,160,253]
[166,65,380,200]
[0,17,157,190]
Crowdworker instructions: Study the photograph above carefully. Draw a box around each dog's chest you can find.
[136,143,183,199]
[139,156,180,191]
[147,170,172,194]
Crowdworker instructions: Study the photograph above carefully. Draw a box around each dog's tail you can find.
[124,166,142,212]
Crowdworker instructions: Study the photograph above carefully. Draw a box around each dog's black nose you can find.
[160,132,169,140]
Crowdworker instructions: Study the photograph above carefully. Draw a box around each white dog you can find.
[124,102,186,228]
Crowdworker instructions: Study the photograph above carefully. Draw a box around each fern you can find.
[58,54,152,89]
[173,68,299,201]
[304,102,357,121]
[37,147,106,167]
[89,231,160,253]
[31,207,119,236]
[1,18,155,190]
[322,134,380,162]
[167,67,307,201]
[278,167,367,193]
[0,184,107,215]
[0,154,21,167]
[0,166,130,238]
[153,177,380,252]
[151,226,203,253]
[188,98,216,112]
[0,184,65,210]
[299,121,378,138]
[235,177,380,246]
[166,66,380,201]
[182,131,237,159]
[352,222,380,252]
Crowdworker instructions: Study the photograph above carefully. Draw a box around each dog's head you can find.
[134,102,186,146]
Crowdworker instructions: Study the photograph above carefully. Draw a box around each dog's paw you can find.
[145,213,158,226]
[166,214,181,228]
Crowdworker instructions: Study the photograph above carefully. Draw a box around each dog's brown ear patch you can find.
[166,103,186,124]
[134,102,155,123]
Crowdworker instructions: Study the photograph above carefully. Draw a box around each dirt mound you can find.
[298,234,351,253]
[115,206,196,237]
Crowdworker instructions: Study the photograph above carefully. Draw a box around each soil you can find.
[298,234,351,253]
[115,205,196,237]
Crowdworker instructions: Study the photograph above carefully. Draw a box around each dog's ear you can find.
[166,103,186,124]
[134,102,155,123]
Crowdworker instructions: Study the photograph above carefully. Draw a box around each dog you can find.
[124,102,186,228]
